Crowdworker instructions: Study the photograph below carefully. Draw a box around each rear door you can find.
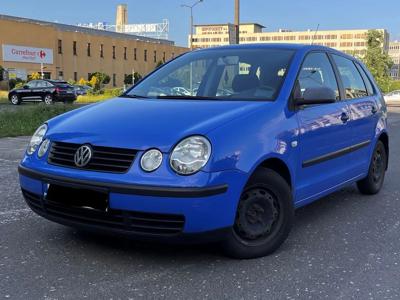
[331,55,379,176]
[294,52,354,203]
[33,80,48,99]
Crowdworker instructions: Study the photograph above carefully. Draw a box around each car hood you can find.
[47,97,267,152]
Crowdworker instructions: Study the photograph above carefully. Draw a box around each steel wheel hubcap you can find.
[45,96,52,104]
[11,96,18,103]
[235,188,279,241]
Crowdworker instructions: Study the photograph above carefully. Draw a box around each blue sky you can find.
[1,0,399,46]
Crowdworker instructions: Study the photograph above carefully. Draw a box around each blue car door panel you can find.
[331,55,379,176]
[293,52,355,203]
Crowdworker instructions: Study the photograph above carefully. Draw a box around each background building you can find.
[0,14,187,88]
[191,23,389,57]
[389,41,400,80]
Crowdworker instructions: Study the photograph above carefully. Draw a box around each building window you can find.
[88,73,92,80]
[144,49,147,61]
[58,71,63,80]
[153,50,157,63]
[112,46,116,59]
[113,73,116,87]
[124,47,127,60]
[100,44,104,58]
[74,72,77,82]
[163,52,166,62]
[134,48,137,60]
[57,39,62,54]
[171,52,175,59]
[73,41,77,56]
[87,43,91,57]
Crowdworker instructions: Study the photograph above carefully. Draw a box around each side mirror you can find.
[23,85,29,89]
[295,87,336,106]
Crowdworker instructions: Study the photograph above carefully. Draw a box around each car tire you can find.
[357,140,387,195]
[9,94,21,105]
[221,168,294,259]
[43,94,54,105]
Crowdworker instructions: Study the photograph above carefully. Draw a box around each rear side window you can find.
[296,52,339,100]
[332,55,368,99]
[355,63,375,96]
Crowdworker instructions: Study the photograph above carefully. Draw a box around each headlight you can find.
[170,136,211,175]
[27,124,48,155]
[38,139,51,158]
[141,149,163,172]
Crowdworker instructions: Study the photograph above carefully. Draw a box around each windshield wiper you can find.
[120,94,150,99]
[156,95,219,100]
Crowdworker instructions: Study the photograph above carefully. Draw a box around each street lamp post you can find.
[181,0,203,51]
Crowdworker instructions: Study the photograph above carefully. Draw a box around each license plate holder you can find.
[45,182,109,212]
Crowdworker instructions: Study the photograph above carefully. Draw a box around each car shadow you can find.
[58,184,366,262]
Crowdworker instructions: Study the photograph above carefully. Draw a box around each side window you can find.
[355,63,375,96]
[297,52,339,100]
[27,81,37,88]
[332,55,368,99]
[36,81,46,88]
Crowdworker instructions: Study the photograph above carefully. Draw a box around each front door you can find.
[294,52,354,205]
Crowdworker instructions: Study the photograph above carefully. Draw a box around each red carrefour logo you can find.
[38,50,46,59]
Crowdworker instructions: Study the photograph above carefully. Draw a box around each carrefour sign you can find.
[2,44,53,64]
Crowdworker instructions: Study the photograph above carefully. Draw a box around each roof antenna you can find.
[311,23,320,45]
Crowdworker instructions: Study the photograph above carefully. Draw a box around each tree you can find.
[156,60,164,68]
[89,75,99,90]
[90,72,110,85]
[124,74,133,85]
[29,72,41,80]
[362,30,393,92]
[78,77,88,86]
[133,72,142,84]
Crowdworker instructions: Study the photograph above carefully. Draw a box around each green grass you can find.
[0,104,78,138]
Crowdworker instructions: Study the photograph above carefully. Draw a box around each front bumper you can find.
[19,164,246,240]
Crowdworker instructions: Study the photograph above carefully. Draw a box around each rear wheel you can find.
[9,94,21,105]
[357,140,387,195]
[221,168,294,259]
[43,94,53,105]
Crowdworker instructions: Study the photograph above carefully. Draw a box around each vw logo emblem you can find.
[74,145,92,167]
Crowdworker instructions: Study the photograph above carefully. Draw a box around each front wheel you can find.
[43,94,53,105]
[357,140,387,195]
[221,168,294,259]
[9,94,21,105]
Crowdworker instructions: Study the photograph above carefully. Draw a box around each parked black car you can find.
[73,85,92,96]
[8,80,77,105]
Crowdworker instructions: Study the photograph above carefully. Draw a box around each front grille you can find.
[22,189,185,236]
[48,141,137,173]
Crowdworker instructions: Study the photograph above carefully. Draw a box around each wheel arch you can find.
[378,132,389,170]
[254,157,293,190]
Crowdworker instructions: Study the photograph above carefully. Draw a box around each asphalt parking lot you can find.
[1,107,400,299]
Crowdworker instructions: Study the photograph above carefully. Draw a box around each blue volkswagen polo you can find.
[19,44,389,258]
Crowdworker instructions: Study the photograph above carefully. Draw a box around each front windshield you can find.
[125,48,295,101]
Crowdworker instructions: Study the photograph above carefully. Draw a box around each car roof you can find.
[197,43,354,59]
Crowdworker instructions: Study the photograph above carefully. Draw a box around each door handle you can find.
[340,112,350,123]
[371,106,377,114]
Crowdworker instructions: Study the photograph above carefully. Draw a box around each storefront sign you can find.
[2,44,53,64]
